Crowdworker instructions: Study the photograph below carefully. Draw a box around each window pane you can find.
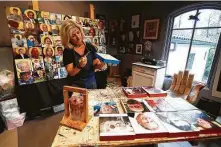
[186,29,221,83]
[166,30,193,75]
[196,9,221,28]
[173,10,197,29]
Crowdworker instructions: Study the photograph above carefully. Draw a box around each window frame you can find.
[163,2,221,87]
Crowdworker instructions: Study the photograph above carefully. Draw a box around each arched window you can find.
[165,3,221,84]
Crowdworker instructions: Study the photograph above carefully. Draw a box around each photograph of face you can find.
[18,71,34,85]
[51,25,60,35]
[23,9,37,23]
[55,46,64,56]
[82,18,90,27]
[50,13,62,25]
[24,22,37,35]
[98,20,104,30]
[100,115,134,134]
[69,94,84,121]
[15,59,32,73]
[41,35,53,47]
[13,47,29,59]
[136,113,159,130]
[11,34,27,48]
[8,20,24,34]
[52,36,62,46]
[28,47,42,59]
[58,67,67,79]
[84,36,92,43]
[38,11,51,24]
[93,101,118,116]
[40,24,51,35]
[31,58,45,71]
[156,112,192,132]
[100,34,106,45]
[43,47,54,58]
[32,70,46,83]
[126,99,145,112]
[6,7,22,22]
[93,37,99,46]
[136,44,143,55]
[27,35,40,47]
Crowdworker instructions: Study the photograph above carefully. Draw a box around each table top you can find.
[51,87,221,147]
[132,62,166,69]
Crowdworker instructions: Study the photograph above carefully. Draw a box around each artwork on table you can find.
[135,44,143,55]
[145,98,176,112]
[122,87,147,98]
[129,112,168,136]
[164,98,198,111]
[50,13,62,25]
[93,100,119,116]
[119,46,126,54]
[142,87,167,97]
[27,35,40,47]
[13,47,29,59]
[143,19,160,39]
[28,47,42,59]
[121,99,150,113]
[99,114,135,141]
[131,14,140,28]
[6,6,106,85]
[127,44,134,54]
[11,34,27,48]
[69,94,84,120]
[58,67,67,79]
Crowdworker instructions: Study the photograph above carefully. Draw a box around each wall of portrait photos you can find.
[5,6,107,86]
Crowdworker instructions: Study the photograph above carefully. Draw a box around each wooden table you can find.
[51,87,221,147]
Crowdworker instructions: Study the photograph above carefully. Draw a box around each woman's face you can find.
[70,28,83,46]
[46,48,53,56]
[45,38,52,45]
[127,102,144,112]
[31,48,39,58]
[197,118,212,129]
[100,104,113,114]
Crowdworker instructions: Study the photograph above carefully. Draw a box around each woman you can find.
[60,20,105,89]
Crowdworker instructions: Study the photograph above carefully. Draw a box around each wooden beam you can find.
[89,4,95,20]
[32,0,39,11]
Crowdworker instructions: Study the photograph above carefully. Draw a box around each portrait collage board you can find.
[5,7,106,85]
[98,94,221,140]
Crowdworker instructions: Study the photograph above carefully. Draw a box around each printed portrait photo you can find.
[39,23,52,35]
[15,59,33,73]
[40,35,53,47]
[37,11,51,24]
[93,36,99,46]
[50,13,62,25]
[100,34,106,45]
[58,67,68,79]
[6,7,22,22]
[99,115,134,134]
[82,18,91,27]
[135,44,143,55]
[31,58,45,71]
[53,36,62,46]
[28,47,42,59]
[11,34,27,48]
[51,25,60,35]
[18,71,34,85]
[32,70,47,83]
[43,46,55,58]
[27,35,40,47]
[93,101,119,116]
[13,47,29,59]
[22,9,37,23]
[24,22,37,35]
[136,113,159,130]
[124,99,149,113]
[84,36,93,43]
[55,46,64,60]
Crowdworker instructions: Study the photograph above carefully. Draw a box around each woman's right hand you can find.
[78,56,87,68]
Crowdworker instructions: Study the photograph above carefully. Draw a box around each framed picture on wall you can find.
[135,44,143,55]
[143,19,160,39]
[131,14,140,28]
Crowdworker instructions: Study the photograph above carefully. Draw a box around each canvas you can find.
[144,98,176,112]
[121,99,150,113]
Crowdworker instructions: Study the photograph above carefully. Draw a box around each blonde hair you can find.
[60,20,85,49]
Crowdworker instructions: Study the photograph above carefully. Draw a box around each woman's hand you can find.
[79,56,87,68]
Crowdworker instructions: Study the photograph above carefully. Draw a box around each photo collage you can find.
[5,7,106,85]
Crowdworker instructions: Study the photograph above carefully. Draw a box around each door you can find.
[132,71,155,87]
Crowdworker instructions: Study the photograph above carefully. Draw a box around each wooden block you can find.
[174,71,183,92]
[170,74,177,90]
[178,70,189,94]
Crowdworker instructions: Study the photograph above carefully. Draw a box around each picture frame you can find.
[119,46,126,54]
[131,14,140,29]
[135,44,143,55]
[143,19,160,39]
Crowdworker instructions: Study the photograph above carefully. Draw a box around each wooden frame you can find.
[131,14,140,29]
[60,86,90,131]
[135,44,143,55]
[143,19,160,39]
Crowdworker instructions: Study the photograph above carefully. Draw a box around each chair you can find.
[167,70,205,104]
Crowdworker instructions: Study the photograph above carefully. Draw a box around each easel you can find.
[60,86,91,131]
